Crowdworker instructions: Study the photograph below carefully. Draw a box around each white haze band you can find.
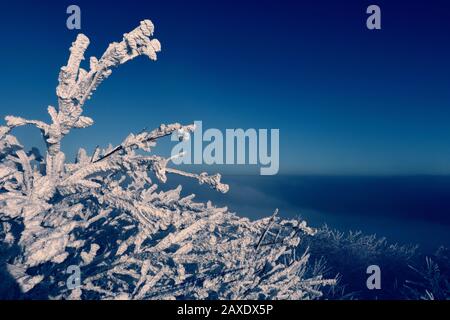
[171,121,279,175]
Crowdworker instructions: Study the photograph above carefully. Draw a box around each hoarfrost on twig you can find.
[0,19,335,300]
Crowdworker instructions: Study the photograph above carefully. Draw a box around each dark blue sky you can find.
[1,0,449,175]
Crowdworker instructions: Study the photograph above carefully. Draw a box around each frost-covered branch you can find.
[165,168,229,193]
[0,19,337,300]
[95,123,196,163]
[2,20,161,157]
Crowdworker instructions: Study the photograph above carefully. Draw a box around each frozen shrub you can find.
[302,225,449,300]
[0,20,335,300]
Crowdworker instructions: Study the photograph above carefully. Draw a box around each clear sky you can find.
[0,0,449,175]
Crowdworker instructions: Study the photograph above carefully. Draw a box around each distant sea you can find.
[163,175,450,253]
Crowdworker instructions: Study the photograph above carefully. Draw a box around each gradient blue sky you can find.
[0,0,449,175]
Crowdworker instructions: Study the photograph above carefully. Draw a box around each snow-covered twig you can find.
[0,19,335,300]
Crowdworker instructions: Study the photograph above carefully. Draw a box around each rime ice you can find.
[0,20,334,299]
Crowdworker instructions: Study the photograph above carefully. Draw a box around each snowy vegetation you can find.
[301,226,449,300]
[0,19,448,301]
[0,20,336,300]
